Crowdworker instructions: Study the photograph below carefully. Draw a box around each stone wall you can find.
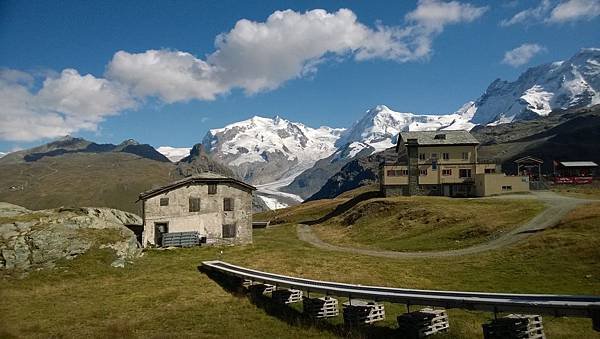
[142,183,253,246]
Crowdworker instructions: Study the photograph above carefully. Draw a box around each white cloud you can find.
[501,0,600,26]
[502,43,546,67]
[1,4,488,142]
[0,69,136,141]
[548,0,600,23]
[108,5,488,99]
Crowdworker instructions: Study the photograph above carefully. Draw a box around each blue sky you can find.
[1,0,599,151]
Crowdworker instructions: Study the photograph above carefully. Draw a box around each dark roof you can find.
[138,173,256,201]
[397,130,479,150]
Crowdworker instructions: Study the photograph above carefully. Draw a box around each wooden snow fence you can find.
[397,308,449,338]
[303,296,339,318]
[342,300,385,325]
[483,314,545,339]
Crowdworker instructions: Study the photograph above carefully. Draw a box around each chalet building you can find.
[554,161,598,184]
[380,130,529,197]
[138,173,255,247]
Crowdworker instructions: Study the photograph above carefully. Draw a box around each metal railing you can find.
[202,260,600,330]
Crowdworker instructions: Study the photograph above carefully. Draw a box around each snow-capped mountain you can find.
[472,48,600,125]
[334,102,476,160]
[156,146,192,162]
[202,116,345,185]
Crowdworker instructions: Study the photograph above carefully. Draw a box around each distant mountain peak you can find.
[472,47,599,125]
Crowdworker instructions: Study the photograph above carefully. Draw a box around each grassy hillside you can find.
[2,199,599,338]
[312,196,544,251]
[0,153,175,214]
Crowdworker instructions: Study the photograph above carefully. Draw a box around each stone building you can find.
[380,130,529,197]
[138,173,255,247]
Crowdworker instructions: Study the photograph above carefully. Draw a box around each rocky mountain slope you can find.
[306,104,600,201]
[0,202,141,272]
[471,48,599,125]
[0,137,245,214]
[0,136,170,165]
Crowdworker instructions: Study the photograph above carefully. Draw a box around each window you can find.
[189,197,201,212]
[208,184,217,195]
[434,133,446,140]
[159,198,169,206]
[419,169,428,176]
[484,168,496,174]
[222,224,236,238]
[419,153,426,161]
[431,153,438,159]
[432,161,437,171]
[387,169,408,176]
[462,152,469,160]
[502,185,512,191]
[459,169,472,178]
[223,198,234,211]
[442,169,452,176]
[442,153,450,160]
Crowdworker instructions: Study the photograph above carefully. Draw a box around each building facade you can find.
[381,131,529,197]
[138,173,255,247]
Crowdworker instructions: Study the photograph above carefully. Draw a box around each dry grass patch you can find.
[552,181,600,199]
[313,196,544,251]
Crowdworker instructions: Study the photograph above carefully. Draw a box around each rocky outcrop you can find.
[0,202,142,272]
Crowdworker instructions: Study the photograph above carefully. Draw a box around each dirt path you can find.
[296,191,595,259]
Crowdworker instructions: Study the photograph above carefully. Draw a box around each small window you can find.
[223,198,234,211]
[222,224,236,238]
[431,153,438,159]
[159,198,169,206]
[419,169,428,176]
[462,152,469,160]
[189,197,201,212]
[442,169,452,176]
[502,185,512,191]
[432,161,438,170]
[208,184,217,195]
[387,170,397,177]
[485,168,496,174]
[434,134,446,140]
[459,169,472,178]
[442,153,450,160]
[419,153,426,161]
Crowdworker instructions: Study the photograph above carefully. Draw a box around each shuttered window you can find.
[189,197,201,212]
[159,198,169,206]
[208,184,217,195]
[222,224,236,238]
[223,198,234,211]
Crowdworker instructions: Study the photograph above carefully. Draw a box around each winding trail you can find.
[296,191,595,259]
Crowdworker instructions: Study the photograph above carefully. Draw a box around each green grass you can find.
[1,201,599,338]
[312,196,544,251]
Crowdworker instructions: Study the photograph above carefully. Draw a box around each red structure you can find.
[553,161,598,184]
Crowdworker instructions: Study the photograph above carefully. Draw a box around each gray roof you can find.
[560,161,598,167]
[138,172,255,200]
[398,130,479,146]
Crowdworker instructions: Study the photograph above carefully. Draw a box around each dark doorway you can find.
[154,222,169,246]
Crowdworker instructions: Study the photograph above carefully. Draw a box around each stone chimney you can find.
[406,138,419,196]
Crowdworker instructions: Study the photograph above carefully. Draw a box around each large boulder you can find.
[0,203,142,271]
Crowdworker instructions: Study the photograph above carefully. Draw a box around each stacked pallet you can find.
[247,283,276,296]
[397,308,449,338]
[272,288,303,304]
[342,300,385,325]
[303,296,339,318]
[483,314,545,339]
